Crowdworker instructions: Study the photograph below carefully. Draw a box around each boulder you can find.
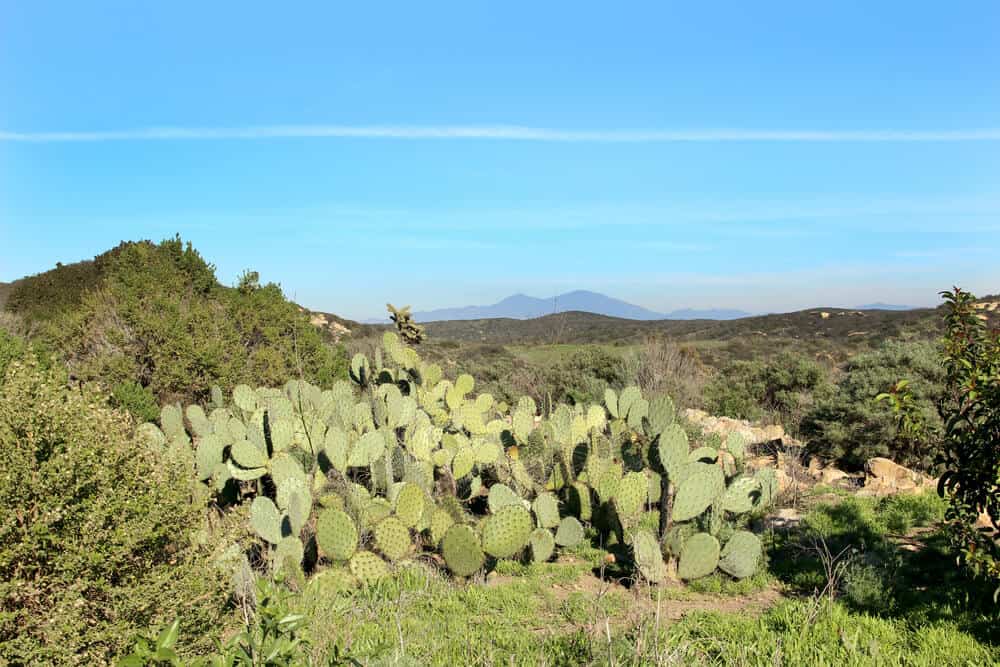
[820,467,849,485]
[863,457,936,496]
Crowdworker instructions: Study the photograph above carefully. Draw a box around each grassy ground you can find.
[278,491,998,666]
[507,343,637,366]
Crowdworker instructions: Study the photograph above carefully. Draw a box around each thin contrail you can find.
[2,125,1000,143]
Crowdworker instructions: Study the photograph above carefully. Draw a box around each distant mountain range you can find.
[856,303,918,311]
[365,290,752,323]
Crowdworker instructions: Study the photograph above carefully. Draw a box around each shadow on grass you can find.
[767,498,999,647]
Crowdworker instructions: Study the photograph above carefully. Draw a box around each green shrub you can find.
[29,237,347,405]
[842,559,895,613]
[0,360,227,664]
[112,380,161,423]
[704,352,831,433]
[801,340,946,471]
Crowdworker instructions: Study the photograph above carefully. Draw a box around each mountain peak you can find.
[400,291,751,322]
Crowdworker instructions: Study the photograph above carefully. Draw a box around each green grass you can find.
[278,491,996,666]
[288,562,996,666]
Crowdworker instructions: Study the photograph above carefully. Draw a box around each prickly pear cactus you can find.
[530,528,555,563]
[482,505,532,558]
[441,525,485,577]
[393,482,425,528]
[718,530,762,579]
[613,471,648,522]
[349,551,390,585]
[672,463,725,522]
[677,532,721,580]
[374,516,411,561]
[316,508,358,562]
[633,530,667,583]
[554,516,584,548]
[156,331,780,590]
[249,497,283,545]
[532,492,561,529]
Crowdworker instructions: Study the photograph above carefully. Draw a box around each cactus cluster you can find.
[144,329,776,590]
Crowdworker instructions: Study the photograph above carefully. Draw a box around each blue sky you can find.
[2,2,999,321]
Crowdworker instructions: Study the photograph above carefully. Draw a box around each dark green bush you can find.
[0,359,228,664]
[936,288,1000,589]
[112,380,161,423]
[28,237,347,405]
[801,340,946,471]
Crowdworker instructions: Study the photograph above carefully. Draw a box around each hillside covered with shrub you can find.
[2,236,348,418]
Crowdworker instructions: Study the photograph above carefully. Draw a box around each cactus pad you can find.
[231,439,268,470]
[672,463,725,522]
[185,404,211,437]
[349,551,389,585]
[274,536,304,572]
[429,508,455,545]
[393,482,425,528]
[232,384,257,412]
[721,476,760,514]
[195,434,224,481]
[452,446,475,479]
[249,496,282,545]
[530,528,555,563]
[646,394,675,437]
[316,508,358,561]
[482,505,532,558]
[554,516,585,548]
[613,471,647,521]
[568,482,593,521]
[677,532,721,580]
[718,531,762,579]
[441,524,485,577]
[725,432,748,461]
[633,529,666,583]
[754,467,778,508]
[657,424,689,478]
[487,483,523,514]
[160,404,185,441]
[687,446,718,464]
[531,492,560,529]
[374,516,411,561]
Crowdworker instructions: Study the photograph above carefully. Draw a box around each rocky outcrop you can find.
[683,409,794,447]
[858,457,938,496]
[307,312,352,342]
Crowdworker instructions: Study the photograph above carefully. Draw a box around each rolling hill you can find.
[366,290,751,322]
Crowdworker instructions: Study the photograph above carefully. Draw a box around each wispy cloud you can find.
[3,125,1000,143]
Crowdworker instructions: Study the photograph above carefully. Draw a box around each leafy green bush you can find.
[704,352,831,433]
[0,327,54,379]
[801,340,946,471]
[26,237,347,405]
[0,359,228,664]
[120,578,313,667]
[936,288,1000,591]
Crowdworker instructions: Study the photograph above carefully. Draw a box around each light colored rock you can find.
[820,468,849,485]
[764,508,802,530]
[863,457,935,496]
[760,424,786,442]
[681,409,792,447]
